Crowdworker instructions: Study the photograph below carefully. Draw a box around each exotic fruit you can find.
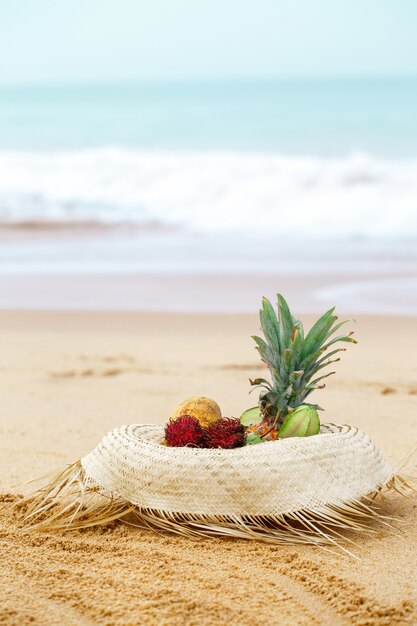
[204,417,245,449]
[165,415,204,447]
[241,294,356,444]
[171,396,221,429]
[279,405,320,438]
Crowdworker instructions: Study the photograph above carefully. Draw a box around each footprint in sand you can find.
[338,380,417,397]
[48,352,155,379]
[80,353,136,365]
[48,367,153,379]
[205,362,267,371]
[380,385,417,396]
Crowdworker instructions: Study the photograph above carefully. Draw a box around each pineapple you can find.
[245,294,356,440]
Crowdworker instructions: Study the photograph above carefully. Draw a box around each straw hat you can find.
[21,422,412,553]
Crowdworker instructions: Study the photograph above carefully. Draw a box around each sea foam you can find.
[0,148,416,238]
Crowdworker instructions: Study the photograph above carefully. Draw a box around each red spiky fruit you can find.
[204,417,244,449]
[165,414,205,447]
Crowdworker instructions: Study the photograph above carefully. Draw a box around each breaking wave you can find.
[0,148,416,238]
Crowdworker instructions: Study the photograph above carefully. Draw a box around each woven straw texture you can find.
[81,423,393,517]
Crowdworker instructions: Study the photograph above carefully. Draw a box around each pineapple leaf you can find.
[252,335,275,365]
[280,348,293,380]
[326,319,351,339]
[299,348,326,371]
[249,377,272,389]
[300,307,336,361]
[305,357,341,381]
[260,303,280,354]
[290,323,303,362]
[304,402,324,412]
[321,334,357,351]
[304,348,346,377]
[313,347,346,367]
[277,294,294,350]
[308,371,336,387]
[302,387,318,399]
[292,317,305,342]
[289,369,304,382]
[269,366,286,392]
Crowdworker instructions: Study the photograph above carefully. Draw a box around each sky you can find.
[0,0,417,84]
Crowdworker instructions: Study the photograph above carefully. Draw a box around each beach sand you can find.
[0,311,416,625]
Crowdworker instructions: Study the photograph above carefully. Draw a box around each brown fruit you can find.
[171,396,221,429]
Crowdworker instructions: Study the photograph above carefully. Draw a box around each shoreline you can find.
[1,270,417,315]
[1,227,417,316]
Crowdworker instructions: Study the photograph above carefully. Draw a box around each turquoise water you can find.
[1,77,417,155]
[0,77,416,313]
[1,77,417,236]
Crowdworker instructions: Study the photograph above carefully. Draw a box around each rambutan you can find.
[164,414,205,447]
[204,417,244,449]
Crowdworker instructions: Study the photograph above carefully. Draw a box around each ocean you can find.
[0,78,416,312]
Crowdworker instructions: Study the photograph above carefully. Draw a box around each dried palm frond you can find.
[17,424,416,557]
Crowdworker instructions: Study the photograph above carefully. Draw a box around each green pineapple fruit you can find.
[245,294,356,441]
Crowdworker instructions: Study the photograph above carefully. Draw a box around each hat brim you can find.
[21,423,414,555]
[81,423,392,517]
